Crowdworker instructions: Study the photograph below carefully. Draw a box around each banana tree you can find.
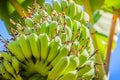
[0,0,120,80]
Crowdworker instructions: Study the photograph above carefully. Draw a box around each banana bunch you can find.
[0,1,96,80]
[0,52,23,80]
[51,0,89,23]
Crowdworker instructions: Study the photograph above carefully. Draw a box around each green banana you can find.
[7,41,26,62]
[72,40,80,55]
[28,74,41,80]
[37,24,41,34]
[64,55,79,74]
[72,20,80,40]
[78,61,94,77]
[53,0,62,13]
[50,45,70,66]
[3,60,16,77]
[11,56,19,74]
[60,0,69,15]
[25,17,34,28]
[78,49,89,67]
[32,12,42,23]
[75,4,82,21]
[40,21,49,34]
[58,70,78,80]
[68,1,76,19]
[15,74,23,80]
[47,56,70,80]
[60,33,67,43]
[73,20,80,32]
[83,12,90,22]
[1,52,12,62]
[82,69,95,79]
[80,11,84,21]
[48,21,58,38]
[46,36,61,63]
[65,25,72,41]
[0,64,12,79]
[87,41,94,55]
[39,33,49,61]
[44,3,53,15]
[79,25,91,48]
[65,16,73,30]
[28,33,40,60]
[18,34,32,60]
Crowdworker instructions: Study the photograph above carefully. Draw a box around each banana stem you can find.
[8,0,28,17]
[82,0,106,79]
[105,10,118,75]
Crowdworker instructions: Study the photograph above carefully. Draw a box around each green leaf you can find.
[93,10,102,23]
[0,0,45,32]
[105,0,120,9]
[74,0,105,12]
[96,33,116,62]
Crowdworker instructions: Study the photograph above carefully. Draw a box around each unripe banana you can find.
[78,61,94,77]
[25,17,34,28]
[37,24,41,33]
[48,21,58,38]
[46,36,61,63]
[64,55,79,74]
[81,25,90,40]
[11,56,19,74]
[79,25,91,48]
[40,21,49,34]
[7,41,26,62]
[0,64,12,79]
[72,40,80,55]
[3,60,16,77]
[72,20,80,40]
[65,16,73,30]
[15,74,23,80]
[39,33,49,61]
[50,45,70,66]
[80,11,84,21]
[18,34,32,60]
[83,12,90,22]
[28,33,40,60]
[32,12,42,23]
[58,70,78,80]
[28,74,41,80]
[60,33,67,43]
[1,52,12,62]
[53,0,62,13]
[82,69,95,79]
[44,3,53,15]
[60,0,69,15]
[65,25,72,41]
[78,49,89,67]
[48,56,70,80]
[87,41,94,55]
[73,20,80,33]
[11,77,15,80]
[68,1,76,19]
[75,4,82,21]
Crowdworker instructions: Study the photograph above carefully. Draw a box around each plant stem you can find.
[105,9,118,75]
[8,0,28,17]
[83,0,106,80]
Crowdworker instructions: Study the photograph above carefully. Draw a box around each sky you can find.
[0,20,11,51]
[0,0,120,79]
